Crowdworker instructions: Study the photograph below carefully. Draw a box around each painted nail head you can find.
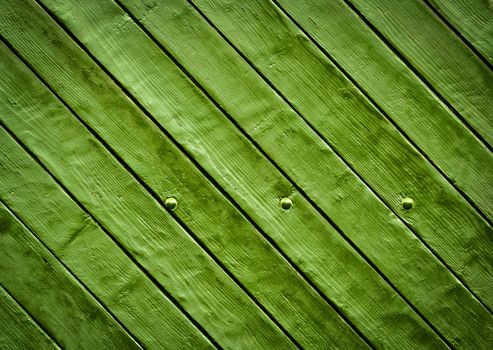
[280,197,292,210]
[402,197,413,210]
[165,197,178,211]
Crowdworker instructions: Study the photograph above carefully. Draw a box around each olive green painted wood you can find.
[275,0,493,223]
[1,0,490,348]
[22,0,493,348]
[0,122,214,348]
[0,285,60,350]
[0,20,369,350]
[185,0,493,312]
[425,0,493,65]
[346,0,493,147]
[24,0,489,348]
[0,50,295,350]
[0,1,451,349]
[0,201,141,350]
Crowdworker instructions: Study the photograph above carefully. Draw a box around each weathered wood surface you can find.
[0,285,59,350]
[0,201,141,349]
[425,0,493,66]
[0,95,215,349]
[346,0,493,147]
[0,0,458,348]
[0,38,297,350]
[30,0,493,346]
[275,0,493,225]
[0,24,366,349]
[186,2,493,316]
[0,0,492,348]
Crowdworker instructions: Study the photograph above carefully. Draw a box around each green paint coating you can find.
[16,0,461,347]
[0,48,296,350]
[1,3,368,347]
[280,198,292,210]
[402,198,414,210]
[0,285,60,350]
[426,0,493,64]
[0,0,492,348]
[0,202,140,349]
[276,0,493,222]
[165,197,178,211]
[0,128,214,350]
[183,1,493,343]
[347,0,493,146]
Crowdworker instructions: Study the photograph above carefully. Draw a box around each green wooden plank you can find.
[0,201,140,349]
[425,0,493,66]
[0,146,214,350]
[0,1,453,349]
[0,285,60,350]
[274,0,493,226]
[0,1,454,347]
[0,109,214,349]
[0,33,368,350]
[183,0,493,310]
[346,0,493,146]
[19,0,493,347]
[0,55,295,350]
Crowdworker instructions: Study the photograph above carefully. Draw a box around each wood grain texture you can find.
[0,1,452,348]
[27,0,489,348]
[275,0,493,226]
[0,201,141,349]
[346,0,493,147]
[1,0,492,348]
[0,3,434,347]
[425,0,493,65]
[0,46,295,350]
[0,5,370,350]
[0,285,60,350]
[186,0,493,315]
[0,102,214,349]
[29,0,493,348]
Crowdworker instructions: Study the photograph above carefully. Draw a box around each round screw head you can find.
[165,197,178,211]
[280,197,292,210]
[402,197,414,210]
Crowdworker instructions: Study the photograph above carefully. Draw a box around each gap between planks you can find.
[268,0,493,316]
[185,0,492,321]
[0,116,222,350]
[0,281,63,349]
[422,0,493,72]
[35,0,489,345]
[340,0,493,154]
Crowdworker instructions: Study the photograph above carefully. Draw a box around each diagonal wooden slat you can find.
[0,32,311,350]
[0,0,453,347]
[274,0,493,225]
[0,284,60,350]
[423,0,493,66]
[0,201,141,349]
[26,0,493,347]
[0,121,216,349]
[0,36,372,350]
[184,0,493,315]
[345,0,493,147]
[1,0,492,347]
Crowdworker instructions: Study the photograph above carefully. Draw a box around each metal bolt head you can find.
[402,197,413,210]
[165,197,178,211]
[280,197,292,210]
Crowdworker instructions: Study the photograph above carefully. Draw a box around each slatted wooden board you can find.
[1,0,492,349]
